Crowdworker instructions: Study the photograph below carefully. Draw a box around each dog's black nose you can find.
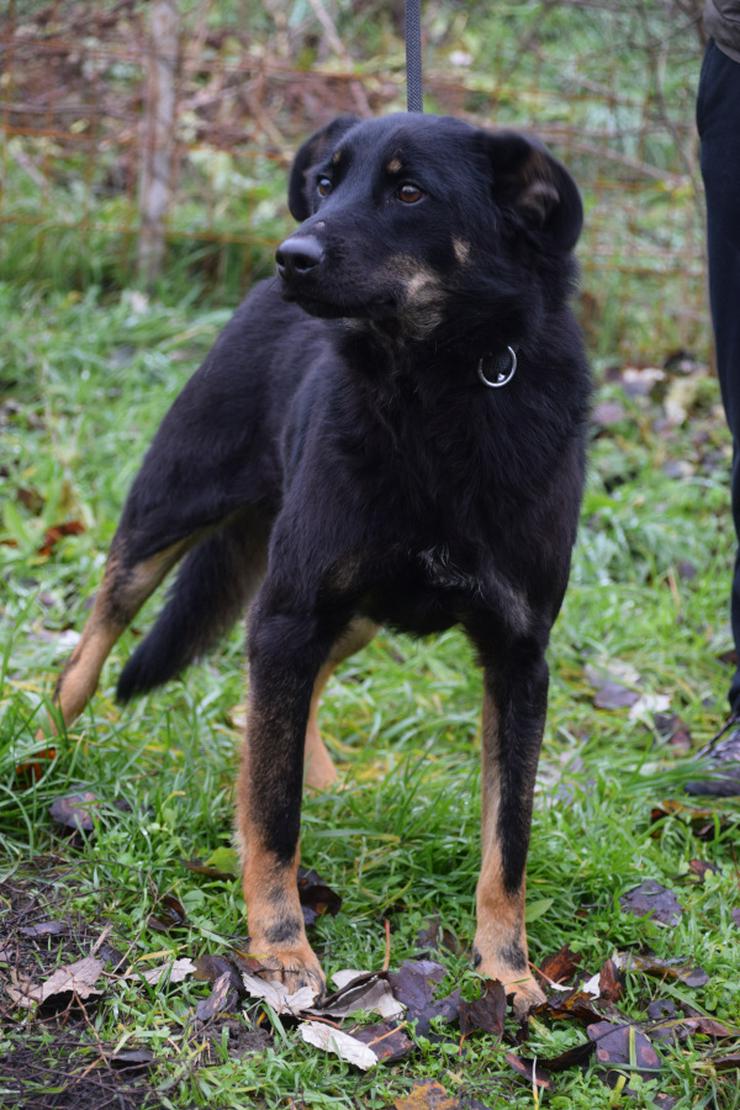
[275,236,324,280]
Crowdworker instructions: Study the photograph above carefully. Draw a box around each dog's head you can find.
[276,113,582,341]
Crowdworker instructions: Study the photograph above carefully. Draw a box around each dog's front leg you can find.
[236,606,332,998]
[473,639,548,1018]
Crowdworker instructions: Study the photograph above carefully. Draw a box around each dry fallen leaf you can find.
[6,955,103,1009]
[612,951,709,988]
[587,1021,661,1089]
[138,957,196,986]
[537,945,580,986]
[394,1079,459,1108]
[298,1020,378,1070]
[195,970,236,1022]
[49,791,100,834]
[297,866,342,926]
[241,970,317,1014]
[351,1021,413,1064]
[315,969,404,1020]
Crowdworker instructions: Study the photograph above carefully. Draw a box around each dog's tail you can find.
[116,511,269,701]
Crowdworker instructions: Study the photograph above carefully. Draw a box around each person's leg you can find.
[691,39,740,793]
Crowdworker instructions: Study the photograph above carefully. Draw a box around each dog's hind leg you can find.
[53,536,192,728]
[471,634,548,1018]
[303,617,378,790]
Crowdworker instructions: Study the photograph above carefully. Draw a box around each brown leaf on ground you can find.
[105,1047,154,1072]
[598,958,624,1002]
[351,1021,414,1063]
[688,859,719,880]
[16,486,44,514]
[136,957,196,986]
[537,944,580,985]
[653,713,692,752]
[15,747,57,784]
[733,908,740,928]
[49,791,100,833]
[504,1052,553,1089]
[540,1039,596,1071]
[37,519,86,557]
[414,916,463,957]
[649,799,726,841]
[619,880,682,926]
[387,959,445,1017]
[195,970,236,1022]
[183,856,235,881]
[587,1021,661,1089]
[316,969,404,1020]
[714,1052,740,1070]
[613,951,709,988]
[148,893,187,933]
[592,682,640,710]
[536,987,627,1026]
[18,919,67,938]
[195,954,245,995]
[297,866,342,926]
[458,979,506,1039]
[298,1021,378,1070]
[394,1080,459,1109]
[241,969,317,1015]
[7,955,104,1010]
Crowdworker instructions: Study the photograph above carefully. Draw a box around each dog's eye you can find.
[397,183,424,204]
[317,176,332,198]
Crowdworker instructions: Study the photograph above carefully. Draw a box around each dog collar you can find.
[478,345,518,389]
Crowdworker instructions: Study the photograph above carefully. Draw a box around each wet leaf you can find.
[653,713,692,752]
[184,856,237,881]
[15,747,57,784]
[598,958,624,1002]
[587,1021,661,1088]
[195,970,236,1021]
[649,799,724,841]
[458,979,506,1039]
[148,893,187,933]
[16,486,44,514]
[536,987,626,1026]
[593,682,639,710]
[387,959,445,1016]
[538,945,580,985]
[714,1052,740,1071]
[352,1021,413,1063]
[19,919,67,938]
[297,866,342,926]
[415,916,462,957]
[540,1039,596,1071]
[733,908,740,928]
[613,951,708,988]
[106,1048,154,1071]
[37,519,86,557]
[688,859,718,880]
[195,954,244,995]
[298,1020,378,1070]
[49,791,100,834]
[504,1052,553,1089]
[619,880,682,926]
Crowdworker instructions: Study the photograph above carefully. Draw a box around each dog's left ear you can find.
[288,115,360,222]
[481,130,583,252]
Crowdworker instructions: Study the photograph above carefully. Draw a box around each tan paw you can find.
[504,974,546,1020]
[248,940,326,999]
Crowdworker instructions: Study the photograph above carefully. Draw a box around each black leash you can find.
[405,0,423,112]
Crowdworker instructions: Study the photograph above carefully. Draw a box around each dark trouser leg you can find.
[698,40,740,712]
[472,636,548,1017]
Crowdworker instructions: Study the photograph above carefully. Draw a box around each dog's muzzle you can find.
[275,235,324,283]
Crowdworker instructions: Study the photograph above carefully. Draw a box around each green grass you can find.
[1,283,738,1108]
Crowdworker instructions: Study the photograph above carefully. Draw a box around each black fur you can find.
[102,113,590,922]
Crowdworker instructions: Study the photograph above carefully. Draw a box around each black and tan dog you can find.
[52,113,590,1016]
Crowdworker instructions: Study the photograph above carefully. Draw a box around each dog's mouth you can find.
[280,283,396,321]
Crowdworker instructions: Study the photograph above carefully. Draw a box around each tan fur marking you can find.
[237,709,324,994]
[474,692,544,1017]
[304,618,378,790]
[53,539,191,728]
[386,157,402,174]
[331,150,342,165]
[453,238,471,265]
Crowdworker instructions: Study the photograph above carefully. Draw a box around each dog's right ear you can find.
[288,115,360,222]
